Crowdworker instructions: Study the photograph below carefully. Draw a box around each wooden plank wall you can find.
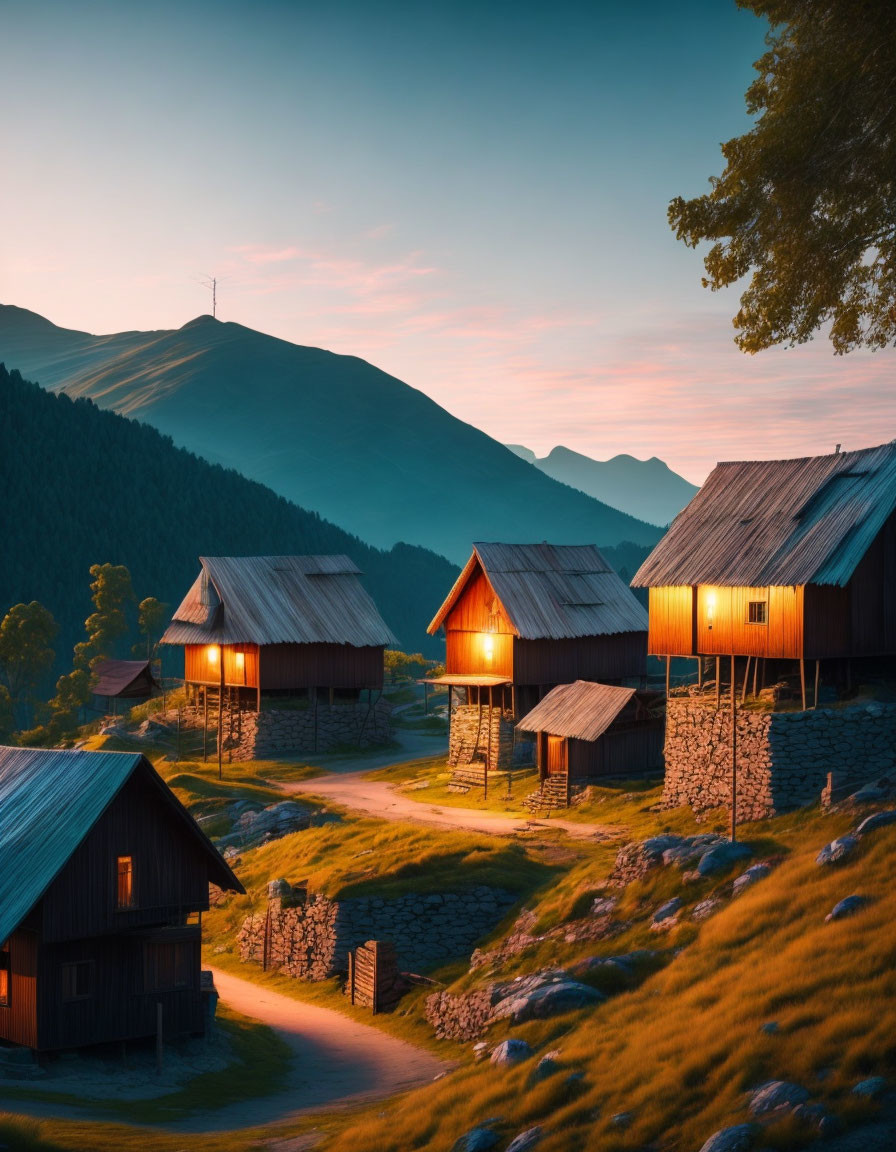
[567,723,664,780]
[513,632,647,684]
[259,643,384,690]
[846,510,896,656]
[185,644,259,688]
[444,568,513,633]
[445,630,514,679]
[647,586,695,655]
[695,585,802,658]
[0,929,38,1048]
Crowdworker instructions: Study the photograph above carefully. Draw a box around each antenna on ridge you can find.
[198,274,226,318]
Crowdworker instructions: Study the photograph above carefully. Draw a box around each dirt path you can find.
[284,770,620,841]
[0,968,448,1134]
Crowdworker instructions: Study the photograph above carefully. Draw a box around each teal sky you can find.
[2,0,893,483]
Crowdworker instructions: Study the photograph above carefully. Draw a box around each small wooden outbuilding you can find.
[92,659,159,714]
[631,442,896,707]
[161,555,398,710]
[517,680,663,804]
[0,747,243,1053]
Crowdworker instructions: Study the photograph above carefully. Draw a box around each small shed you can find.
[92,659,159,714]
[518,680,663,797]
[161,555,398,709]
[0,747,243,1053]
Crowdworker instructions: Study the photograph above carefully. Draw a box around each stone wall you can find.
[177,697,393,760]
[663,698,896,822]
[449,704,534,770]
[238,885,517,979]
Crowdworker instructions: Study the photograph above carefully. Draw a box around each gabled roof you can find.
[161,555,398,648]
[0,747,243,945]
[516,680,637,741]
[632,442,896,589]
[428,542,648,639]
[92,659,157,698]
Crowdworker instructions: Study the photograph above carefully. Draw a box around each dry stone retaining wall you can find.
[238,885,517,979]
[177,697,393,760]
[449,704,534,770]
[664,699,896,821]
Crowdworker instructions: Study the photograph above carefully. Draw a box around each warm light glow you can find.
[483,633,495,661]
[206,644,220,663]
[235,652,245,670]
[705,590,716,629]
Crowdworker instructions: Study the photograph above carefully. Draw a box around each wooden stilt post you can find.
[730,653,737,843]
[753,656,759,698]
[217,648,225,780]
[799,657,807,711]
[203,688,208,762]
[487,685,494,790]
[697,656,703,689]
[814,659,820,709]
[715,657,721,708]
[665,655,671,697]
[741,656,751,704]
[256,646,262,713]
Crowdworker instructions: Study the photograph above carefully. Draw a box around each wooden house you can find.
[161,555,398,709]
[92,659,159,715]
[0,747,242,1053]
[427,543,648,786]
[517,680,664,806]
[631,442,896,707]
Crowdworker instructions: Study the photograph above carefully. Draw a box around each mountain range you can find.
[0,306,661,565]
[506,444,699,526]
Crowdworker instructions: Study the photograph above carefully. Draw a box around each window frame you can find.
[144,941,193,993]
[116,854,135,910]
[0,940,10,1008]
[746,600,768,625]
[61,960,94,1002]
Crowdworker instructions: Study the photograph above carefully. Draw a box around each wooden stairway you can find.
[523,773,570,813]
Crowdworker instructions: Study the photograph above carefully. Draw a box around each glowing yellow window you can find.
[117,855,135,909]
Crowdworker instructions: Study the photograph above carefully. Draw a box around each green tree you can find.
[133,596,169,661]
[0,685,14,742]
[669,0,896,353]
[74,563,135,670]
[0,601,57,727]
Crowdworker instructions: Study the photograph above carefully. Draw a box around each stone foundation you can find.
[238,885,517,978]
[663,698,896,822]
[176,697,393,760]
[449,704,534,771]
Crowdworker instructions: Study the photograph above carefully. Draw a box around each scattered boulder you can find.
[816,836,858,866]
[452,1126,500,1152]
[652,897,682,925]
[491,976,605,1024]
[692,897,722,922]
[610,1112,633,1129]
[697,1123,759,1152]
[662,834,724,868]
[748,1080,810,1117]
[790,1101,838,1134]
[506,1128,542,1152]
[532,1051,561,1081]
[845,782,892,806]
[854,810,896,837]
[489,1039,533,1066]
[698,841,753,877]
[732,863,771,896]
[590,896,619,917]
[826,894,868,922]
[851,1076,888,1099]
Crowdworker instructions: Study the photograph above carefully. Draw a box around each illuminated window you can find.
[482,634,495,661]
[234,651,245,670]
[747,601,768,625]
[117,855,135,909]
[62,961,92,1001]
[206,644,220,664]
[0,941,9,1007]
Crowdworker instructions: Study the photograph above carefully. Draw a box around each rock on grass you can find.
[748,1080,810,1116]
[698,841,753,876]
[489,1039,533,1066]
[697,1123,758,1152]
[506,1126,542,1151]
[816,835,858,865]
[826,894,868,922]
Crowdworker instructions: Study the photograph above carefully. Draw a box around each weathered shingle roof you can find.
[0,747,242,945]
[428,543,648,639]
[632,442,896,589]
[516,680,636,741]
[161,555,398,647]
[92,659,157,698]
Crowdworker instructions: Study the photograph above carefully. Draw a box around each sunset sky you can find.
[3,0,893,485]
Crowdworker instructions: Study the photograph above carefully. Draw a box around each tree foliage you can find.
[0,601,57,726]
[669,0,896,353]
[73,563,135,671]
[134,596,169,662]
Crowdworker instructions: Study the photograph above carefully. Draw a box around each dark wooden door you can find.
[546,735,567,775]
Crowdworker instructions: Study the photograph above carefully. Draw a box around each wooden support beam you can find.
[741,656,751,704]
[753,657,759,698]
[799,657,807,711]
[715,656,721,708]
[697,656,703,689]
[665,655,671,697]
[730,653,737,843]
[217,649,225,780]
[814,658,820,710]
[203,688,208,762]
[256,647,262,713]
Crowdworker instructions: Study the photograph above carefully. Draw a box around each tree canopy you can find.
[0,601,57,726]
[669,0,896,354]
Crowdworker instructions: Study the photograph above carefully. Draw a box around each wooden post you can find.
[730,654,737,843]
[155,1001,163,1075]
[799,657,807,711]
[348,949,355,1005]
[741,656,751,704]
[203,688,208,762]
[697,657,703,689]
[665,655,671,697]
[217,648,225,780]
[753,657,759,698]
[176,706,181,762]
[511,682,516,718]
[715,657,721,708]
[372,944,379,1016]
[256,646,262,713]
[487,685,494,778]
[814,658,820,709]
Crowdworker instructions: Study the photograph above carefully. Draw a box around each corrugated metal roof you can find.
[0,747,242,945]
[428,542,648,639]
[161,555,398,647]
[516,680,636,741]
[632,442,896,589]
[92,659,157,698]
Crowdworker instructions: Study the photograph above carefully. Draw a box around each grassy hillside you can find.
[0,305,662,564]
[0,363,458,675]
